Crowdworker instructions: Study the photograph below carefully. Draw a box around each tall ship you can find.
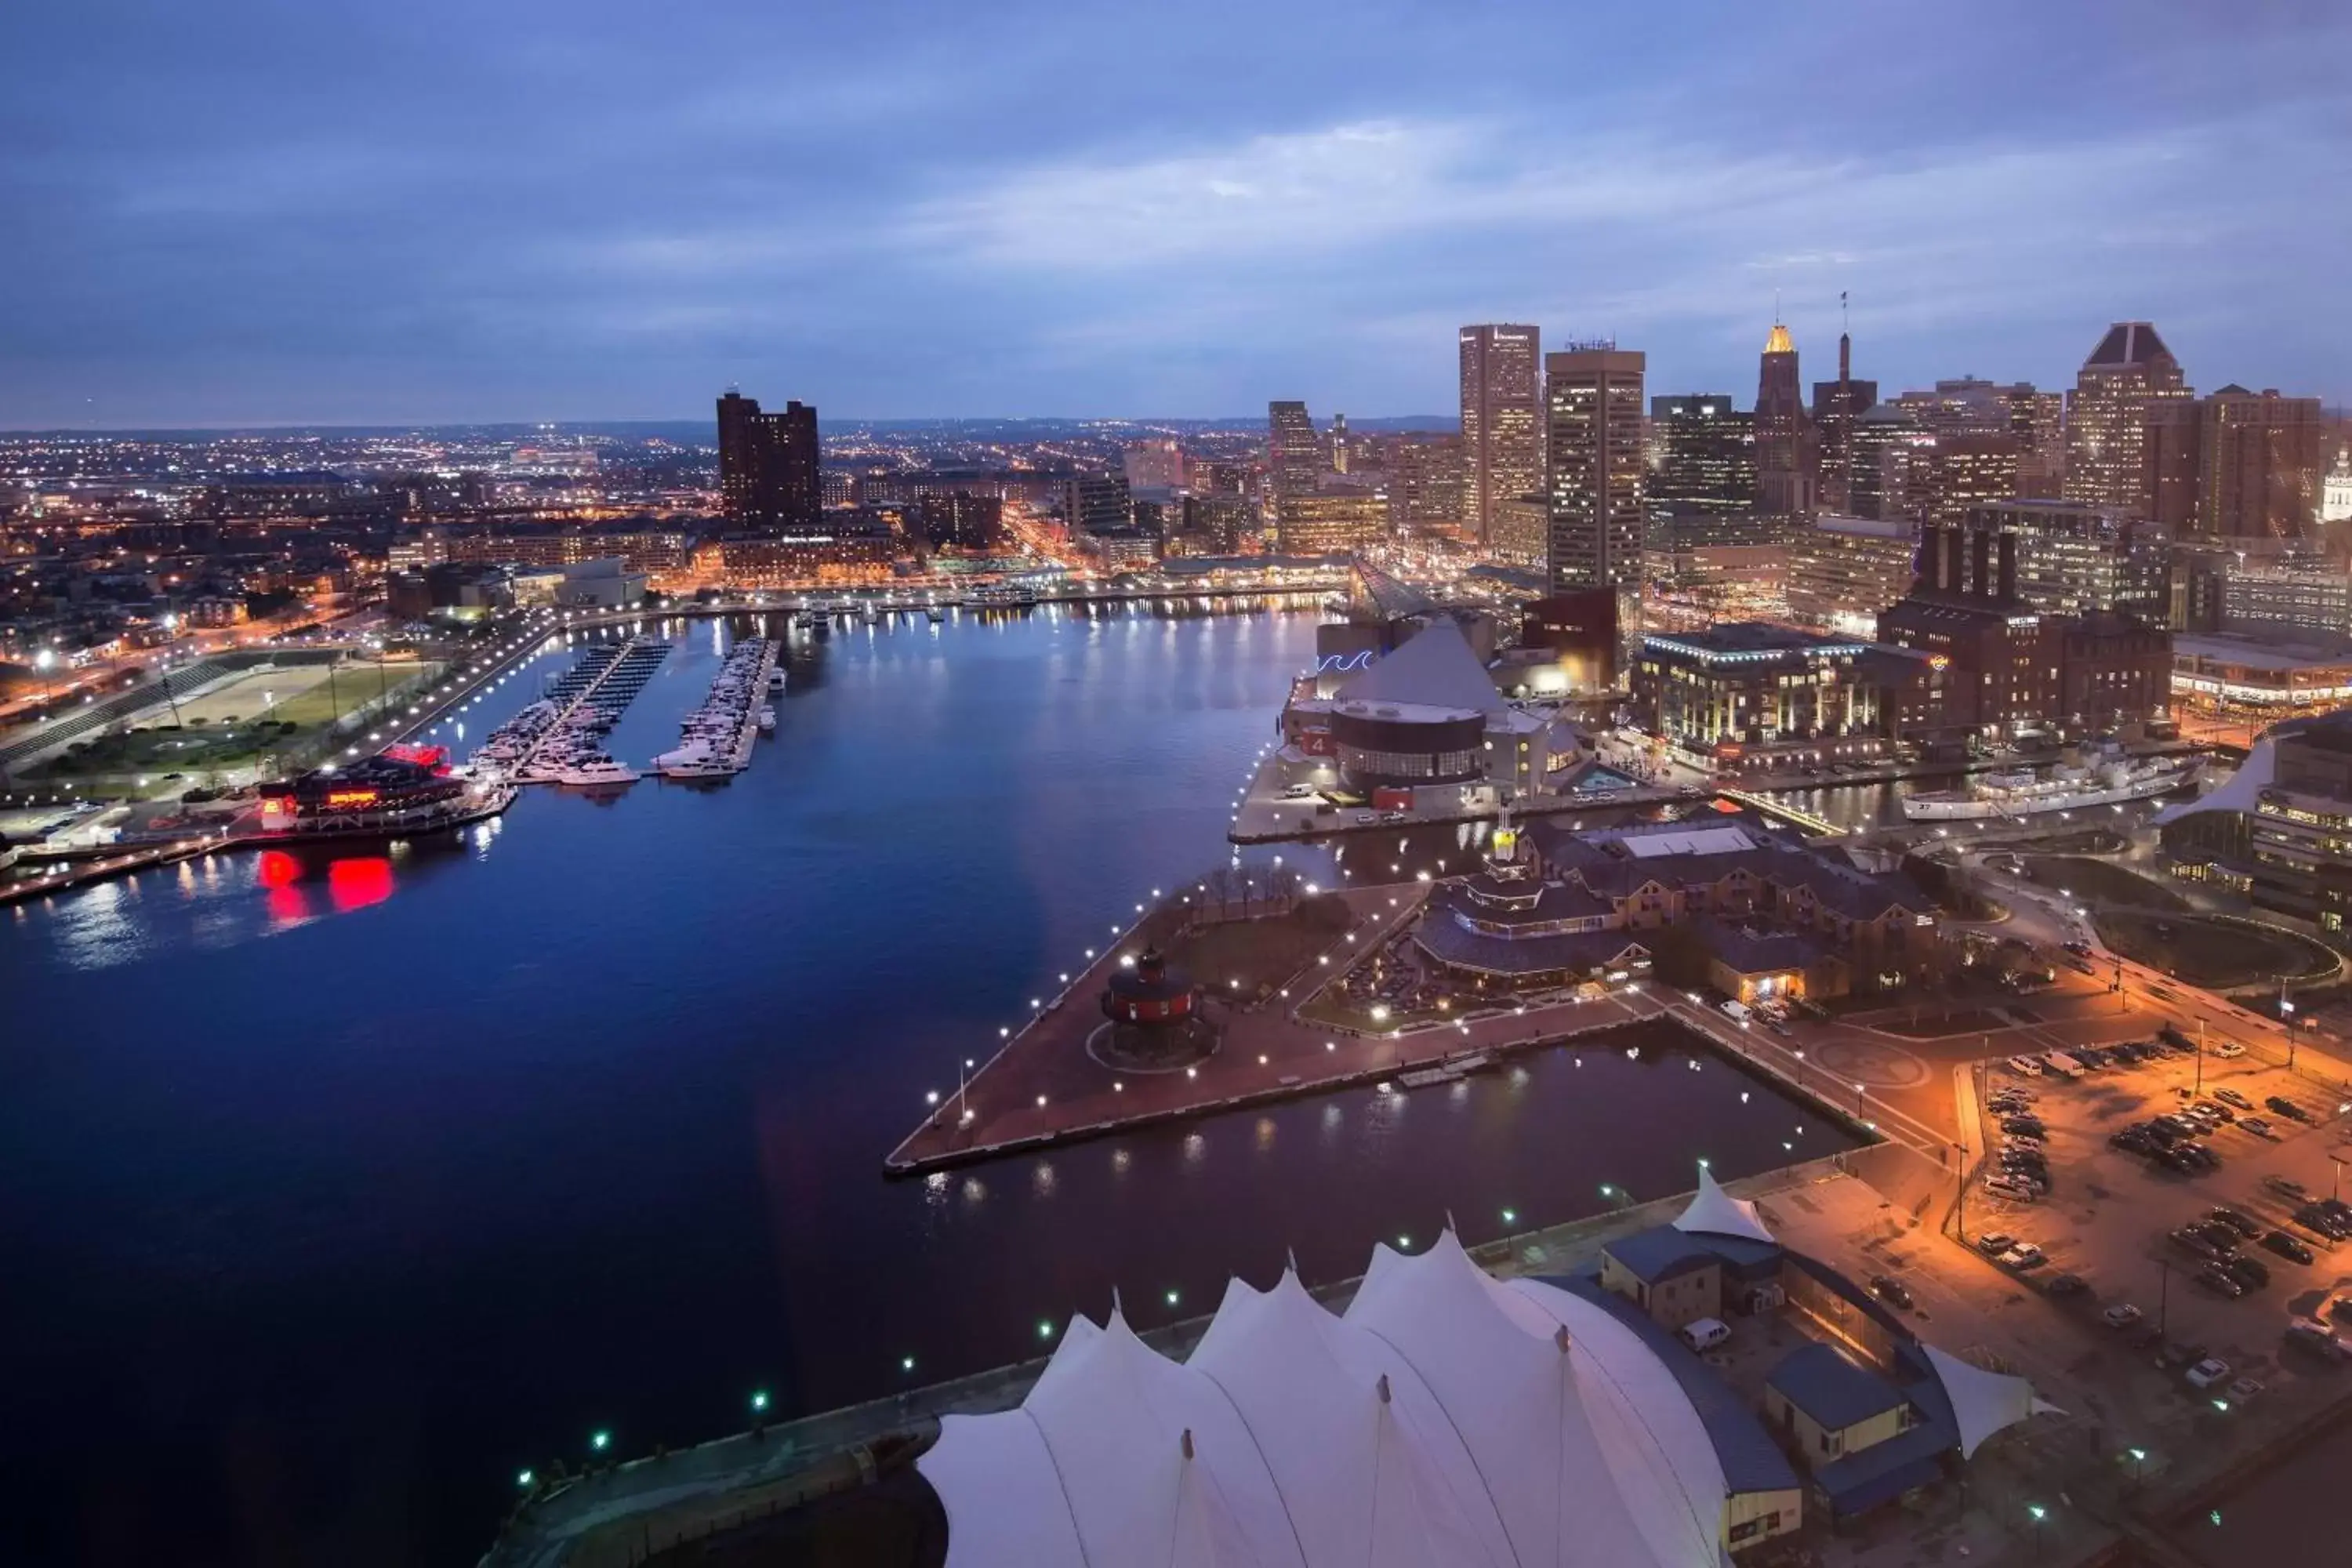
[1902,750,2203,821]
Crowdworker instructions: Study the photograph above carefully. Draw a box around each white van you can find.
[2042,1052,2087,1080]
[1719,1000,1752,1025]
[1679,1317,1732,1353]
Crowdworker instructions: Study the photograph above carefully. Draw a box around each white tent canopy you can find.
[1671,1167,1776,1245]
[1922,1345,2063,1460]
[919,1229,1731,1567]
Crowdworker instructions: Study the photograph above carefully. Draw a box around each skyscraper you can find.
[717,392,821,532]
[2063,321,2188,518]
[1755,321,1813,515]
[2145,385,2328,541]
[1459,325,1542,543]
[1647,394,1756,519]
[1544,343,1646,593]
[1267,401,1320,506]
[1809,312,1876,515]
[1848,402,1926,522]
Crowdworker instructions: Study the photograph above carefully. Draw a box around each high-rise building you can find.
[1544,343,1646,593]
[1952,499,2169,619]
[1647,395,1756,519]
[2063,321,2188,517]
[1063,473,1134,539]
[1810,326,1876,516]
[1459,325,1543,543]
[1276,493,1389,555]
[1267,401,1320,506]
[1848,402,1926,522]
[2146,385,2328,542]
[1328,412,1350,475]
[1389,434,1465,535]
[1784,514,1918,637]
[716,392,820,532]
[1894,430,2020,528]
[1755,322,1813,516]
[1487,495,1548,567]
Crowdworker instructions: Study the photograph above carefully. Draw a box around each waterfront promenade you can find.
[883,877,1958,1178]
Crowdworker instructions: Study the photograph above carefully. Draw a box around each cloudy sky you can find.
[2,0,2346,427]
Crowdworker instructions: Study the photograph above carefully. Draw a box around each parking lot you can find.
[1946,1031,2352,1436]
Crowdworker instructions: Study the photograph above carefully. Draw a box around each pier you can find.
[507,636,671,783]
[654,637,778,780]
[884,880,1904,1178]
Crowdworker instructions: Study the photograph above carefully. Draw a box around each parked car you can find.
[2185,1356,2233,1388]
[1869,1275,1915,1310]
[2005,1055,2045,1077]
[1974,1232,2015,1256]
[2225,1254,2270,1290]
[2215,1088,2253,1110]
[2196,1263,2246,1298]
[2266,1174,2310,1200]
[2194,1100,2237,1123]
[2267,1095,2310,1122]
[2285,1321,2350,1362]
[2043,1272,2088,1298]
[1984,1178,2041,1203]
[2000,1243,2047,1271]
[2209,1207,2263,1239]
[2296,1203,2352,1241]
[2103,1303,2143,1329]
[2212,1041,2246,1059]
[2239,1116,2275,1138]
[2189,1221,2241,1253]
[2223,1376,2265,1404]
[2172,1227,2226,1261]
[2262,1229,2316,1265]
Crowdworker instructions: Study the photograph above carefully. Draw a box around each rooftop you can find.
[1766,1340,1907,1432]
[1642,623,1868,664]
[2174,632,2352,672]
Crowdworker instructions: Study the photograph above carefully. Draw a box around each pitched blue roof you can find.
[1603,1225,1724,1285]
[1811,1421,1951,1515]
[1766,1341,1907,1432]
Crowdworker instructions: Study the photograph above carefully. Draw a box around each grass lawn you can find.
[1164,895,1356,1000]
[2097,911,2340,989]
[2018,855,2192,913]
[32,660,444,782]
[263,660,441,728]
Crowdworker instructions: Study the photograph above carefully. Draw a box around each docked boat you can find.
[926,605,946,624]
[757,707,777,734]
[768,669,788,695]
[1903,751,2203,821]
[555,757,640,789]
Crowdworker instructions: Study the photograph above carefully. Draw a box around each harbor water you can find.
[1,606,1858,1566]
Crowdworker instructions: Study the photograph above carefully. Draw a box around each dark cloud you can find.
[2,0,2345,424]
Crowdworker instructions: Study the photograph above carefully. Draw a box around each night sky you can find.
[2,1,2345,427]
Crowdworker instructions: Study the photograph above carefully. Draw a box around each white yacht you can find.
[556,757,639,789]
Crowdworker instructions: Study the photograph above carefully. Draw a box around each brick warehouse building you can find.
[1875,518,2171,749]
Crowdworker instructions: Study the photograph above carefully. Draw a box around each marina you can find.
[653,635,779,780]
[483,634,673,789]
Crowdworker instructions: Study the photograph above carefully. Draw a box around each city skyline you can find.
[3,3,2348,427]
